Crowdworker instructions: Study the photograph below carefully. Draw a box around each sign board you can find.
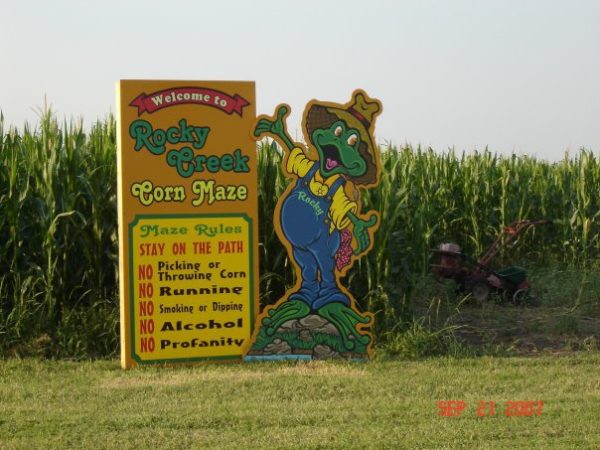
[116,80,258,368]
[245,90,382,361]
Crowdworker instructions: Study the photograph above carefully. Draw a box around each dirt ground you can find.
[412,267,600,356]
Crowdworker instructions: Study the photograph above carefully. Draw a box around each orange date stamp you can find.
[436,400,544,417]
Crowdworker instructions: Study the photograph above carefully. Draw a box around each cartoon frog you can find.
[253,90,381,351]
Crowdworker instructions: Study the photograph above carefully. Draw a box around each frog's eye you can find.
[347,134,358,146]
[334,126,342,137]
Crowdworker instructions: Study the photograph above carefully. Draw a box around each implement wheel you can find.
[512,289,528,304]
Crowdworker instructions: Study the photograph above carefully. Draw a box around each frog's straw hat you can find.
[306,90,382,185]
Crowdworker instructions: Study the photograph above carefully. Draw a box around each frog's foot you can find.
[317,302,372,351]
[262,299,310,336]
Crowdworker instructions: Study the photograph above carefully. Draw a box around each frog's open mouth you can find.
[322,144,343,171]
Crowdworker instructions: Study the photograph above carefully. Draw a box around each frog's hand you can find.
[253,105,295,151]
[352,213,378,256]
[318,303,372,351]
[262,299,310,336]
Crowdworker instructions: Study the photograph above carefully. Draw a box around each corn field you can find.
[1,113,599,357]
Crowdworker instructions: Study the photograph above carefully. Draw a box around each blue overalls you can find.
[280,163,350,310]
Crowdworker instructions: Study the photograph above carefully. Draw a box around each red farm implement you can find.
[430,220,551,303]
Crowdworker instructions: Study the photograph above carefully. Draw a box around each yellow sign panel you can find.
[117,80,257,368]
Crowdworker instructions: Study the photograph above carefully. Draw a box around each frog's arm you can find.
[347,211,378,256]
[253,105,295,152]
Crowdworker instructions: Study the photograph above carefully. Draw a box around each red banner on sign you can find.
[129,87,249,117]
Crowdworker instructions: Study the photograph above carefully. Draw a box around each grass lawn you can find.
[1,354,598,449]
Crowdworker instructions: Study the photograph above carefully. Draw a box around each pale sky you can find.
[1,0,598,159]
